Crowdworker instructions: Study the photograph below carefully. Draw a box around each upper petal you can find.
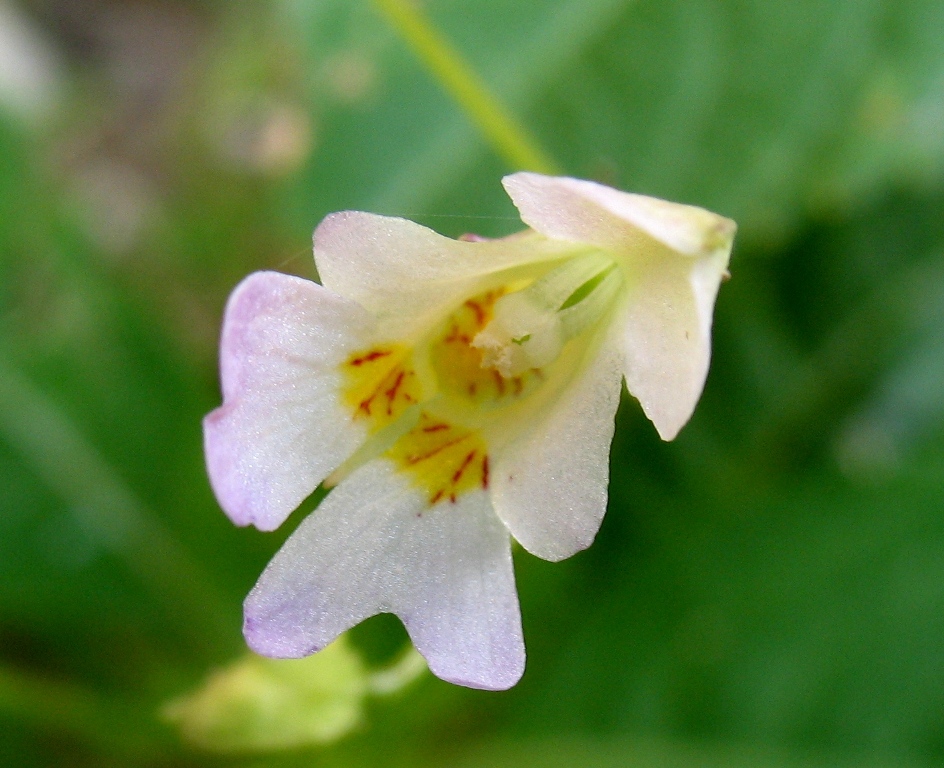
[503,172,736,259]
[491,332,624,562]
[503,173,734,441]
[314,211,573,338]
[243,459,525,691]
[620,248,729,440]
[204,271,374,531]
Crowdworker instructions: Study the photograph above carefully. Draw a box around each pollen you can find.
[341,344,421,431]
[431,289,542,406]
[387,412,489,506]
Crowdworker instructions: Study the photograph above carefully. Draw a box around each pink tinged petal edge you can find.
[502,172,736,259]
[243,460,525,691]
[491,334,624,562]
[204,271,374,532]
[620,249,728,441]
[313,211,573,337]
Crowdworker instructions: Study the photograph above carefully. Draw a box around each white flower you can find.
[204,173,735,690]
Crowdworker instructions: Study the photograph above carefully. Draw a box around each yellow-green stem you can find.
[372,0,561,175]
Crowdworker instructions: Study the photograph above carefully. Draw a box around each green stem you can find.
[367,645,428,696]
[372,0,561,175]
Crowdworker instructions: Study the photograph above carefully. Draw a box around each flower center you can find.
[428,289,543,408]
[336,259,620,506]
[472,253,622,377]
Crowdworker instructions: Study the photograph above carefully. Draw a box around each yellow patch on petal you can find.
[430,290,543,407]
[341,345,421,431]
[387,413,489,506]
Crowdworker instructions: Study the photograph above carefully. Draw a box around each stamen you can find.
[472,254,621,377]
[429,289,542,406]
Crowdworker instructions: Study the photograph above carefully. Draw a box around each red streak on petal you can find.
[406,436,466,465]
[452,450,476,483]
[350,349,391,366]
[464,300,486,327]
[493,370,506,395]
[384,370,405,414]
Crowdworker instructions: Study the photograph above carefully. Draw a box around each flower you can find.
[204,173,735,690]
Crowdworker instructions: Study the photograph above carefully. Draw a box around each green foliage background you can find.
[2,0,944,765]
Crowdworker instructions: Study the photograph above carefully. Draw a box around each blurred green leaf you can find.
[474,182,944,765]
[453,736,934,768]
[509,433,944,759]
[0,662,163,759]
[278,0,944,242]
[3,1,944,766]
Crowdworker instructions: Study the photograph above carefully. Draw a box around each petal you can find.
[243,459,525,691]
[491,334,624,562]
[503,172,736,259]
[620,249,728,440]
[314,211,572,338]
[204,272,374,531]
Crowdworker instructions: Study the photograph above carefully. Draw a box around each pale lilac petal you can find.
[244,460,524,691]
[314,212,572,337]
[491,334,624,561]
[204,271,374,531]
[620,249,728,440]
[503,172,736,258]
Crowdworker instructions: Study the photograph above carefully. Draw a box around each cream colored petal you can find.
[313,211,572,337]
[491,334,624,561]
[503,172,736,259]
[244,460,525,691]
[204,272,373,531]
[620,249,729,440]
